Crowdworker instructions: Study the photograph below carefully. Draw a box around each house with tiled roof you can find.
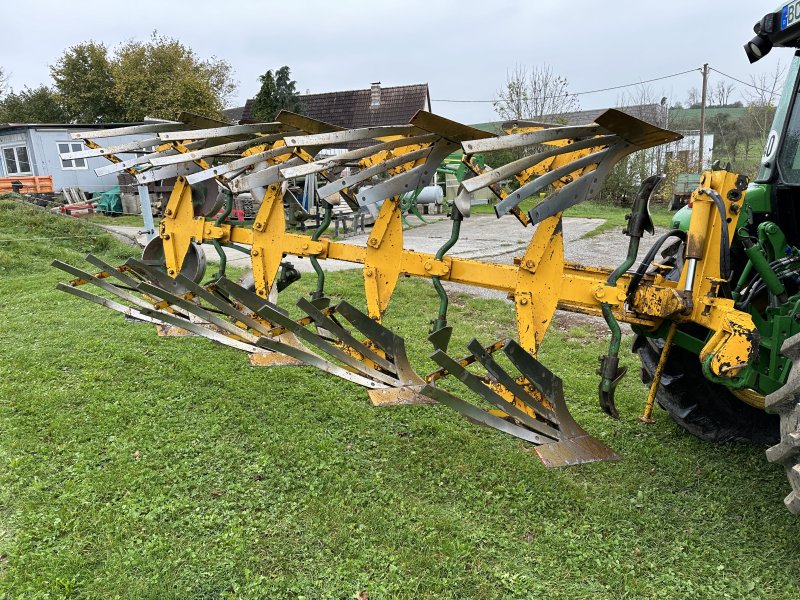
[223,82,431,127]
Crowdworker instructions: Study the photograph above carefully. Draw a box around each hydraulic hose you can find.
[211,240,227,275]
[626,229,687,303]
[431,205,463,334]
[310,203,333,300]
[212,189,234,276]
[706,189,731,282]
[599,235,640,405]
[598,173,663,418]
[737,229,788,304]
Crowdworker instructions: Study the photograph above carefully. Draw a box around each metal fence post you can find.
[137,185,157,242]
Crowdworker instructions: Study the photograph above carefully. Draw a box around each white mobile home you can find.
[0,123,150,193]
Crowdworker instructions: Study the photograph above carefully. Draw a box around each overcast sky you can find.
[1,1,790,124]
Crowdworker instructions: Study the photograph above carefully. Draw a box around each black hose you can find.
[737,264,800,309]
[704,189,731,281]
[738,255,800,300]
[626,229,687,303]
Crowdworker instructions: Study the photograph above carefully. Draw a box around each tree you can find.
[50,41,121,122]
[605,84,671,202]
[494,64,579,122]
[112,33,236,121]
[709,80,736,107]
[0,85,66,123]
[742,60,786,144]
[685,87,701,109]
[0,67,8,97]
[251,66,302,121]
[599,148,652,205]
[45,32,237,123]
[707,112,752,171]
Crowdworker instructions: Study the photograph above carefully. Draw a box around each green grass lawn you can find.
[83,213,158,228]
[1,200,799,598]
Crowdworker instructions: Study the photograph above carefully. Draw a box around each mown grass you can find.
[1,200,799,598]
[83,213,157,228]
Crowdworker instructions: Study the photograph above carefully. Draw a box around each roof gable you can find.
[299,84,429,128]
[226,83,430,126]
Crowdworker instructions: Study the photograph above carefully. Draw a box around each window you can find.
[2,145,31,175]
[58,142,87,170]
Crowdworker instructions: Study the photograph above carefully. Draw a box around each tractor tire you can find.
[765,333,800,513]
[636,335,779,445]
[634,236,778,446]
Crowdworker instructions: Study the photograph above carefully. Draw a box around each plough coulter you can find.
[55,105,760,471]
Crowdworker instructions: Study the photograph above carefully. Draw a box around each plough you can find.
[55,108,757,467]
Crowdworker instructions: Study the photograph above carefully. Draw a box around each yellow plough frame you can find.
[54,109,756,466]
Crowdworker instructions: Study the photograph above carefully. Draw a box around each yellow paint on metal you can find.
[514,215,564,354]
[731,387,766,409]
[161,177,201,276]
[501,124,603,190]
[172,141,214,172]
[250,184,288,297]
[364,197,404,319]
[358,136,432,171]
[672,170,756,377]
[153,144,758,392]
[243,138,285,157]
[641,322,678,423]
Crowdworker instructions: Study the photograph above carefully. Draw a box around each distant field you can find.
[1,200,798,599]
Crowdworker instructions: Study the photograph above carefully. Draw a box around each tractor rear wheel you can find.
[635,335,779,445]
[765,333,800,513]
[634,236,778,446]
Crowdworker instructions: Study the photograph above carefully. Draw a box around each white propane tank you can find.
[409,185,444,205]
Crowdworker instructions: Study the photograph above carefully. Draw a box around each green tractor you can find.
[637,2,800,512]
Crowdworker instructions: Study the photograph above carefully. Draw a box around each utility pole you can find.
[699,63,709,171]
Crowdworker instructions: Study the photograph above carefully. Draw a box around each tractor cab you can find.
[747,3,800,244]
[674,4,800,244]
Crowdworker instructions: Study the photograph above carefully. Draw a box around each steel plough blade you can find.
[275,292,430,404]
[214,277,405,388]
[52,256,374,386]
[191,276,431,401]
[422,338,620,467]
[209,276,430,403]
[54,256,433,400]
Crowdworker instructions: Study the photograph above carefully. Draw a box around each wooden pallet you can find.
[0,176,53,194]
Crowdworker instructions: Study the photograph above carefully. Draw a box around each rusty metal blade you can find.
[535,435,621,468]
[56,282,163,326]
[275,110,344,134]
[253,338,381,389]
[466,338,557,423]
[213,278,399,387]
[594,108,681,148]
[502,339,585,438]
[296,298,397,373]
[409,110,495,142]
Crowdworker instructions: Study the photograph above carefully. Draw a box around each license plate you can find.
[781,0,800,30]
